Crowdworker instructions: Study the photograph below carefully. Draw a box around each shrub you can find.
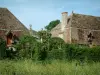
[47,37,66,60]
[37,43,48,60]
[11,34,100,62]
[15,36,38,59]
[0,38,6,59]
[65,44,100,62]
[88,46,100,61]
[48,49,65,60]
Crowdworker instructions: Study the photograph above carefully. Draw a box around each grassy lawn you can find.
[0,59,100,75]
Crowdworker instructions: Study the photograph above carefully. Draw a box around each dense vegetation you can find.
[45,20,60,31]
[0,30,100,75]
[0,38,6,59]
[15,30,100,62]
[0,30,100,62]
[0,60,100,75]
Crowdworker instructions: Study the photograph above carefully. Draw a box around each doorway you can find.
[7,32,13,47]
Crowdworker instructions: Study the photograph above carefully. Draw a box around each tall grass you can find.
[0,59,100,75]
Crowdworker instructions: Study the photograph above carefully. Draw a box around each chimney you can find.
[61,12,68,31]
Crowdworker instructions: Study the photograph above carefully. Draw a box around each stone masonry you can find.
[51,11,100,45]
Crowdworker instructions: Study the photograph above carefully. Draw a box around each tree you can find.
[45,20,60,31]
[47,37,66,60]
[15,35,38,59]
[49,37,65,50]
[37,30,51,60]
[38,30,51,43]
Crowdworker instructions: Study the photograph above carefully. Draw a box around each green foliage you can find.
[12,34,100,62]
[36,33,66,60]
[48,37,66,60]
[37,30,51,60]
[45,20,60,31]
[0,38,6,59]
[4,30,100,62]
[15,32,66,61]
[0,60,100,75]
[37,43,48,60]
[88,46,100,61]
[65,44,100,62]
[65,44,87,61]
[48,49,65,60]
[49,37,65,50]
[15,35,38,59]
[38,30,51,43]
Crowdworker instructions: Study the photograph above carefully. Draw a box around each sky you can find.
[0,0,100,31]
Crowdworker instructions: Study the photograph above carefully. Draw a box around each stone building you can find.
[0,8,29,47]
[51,11,100,45]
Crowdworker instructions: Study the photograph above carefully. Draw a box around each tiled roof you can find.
[71,13,100,30]
[51,12,100,31]
[0,8,29,34]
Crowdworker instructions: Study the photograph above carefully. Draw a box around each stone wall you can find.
[64,27,71,43]
[51,29,61,38]
[51,12,100,45]
[71,27,78,43]
[71,27,90,44]
[71,27,100,45]
[93,31,100,45]
[70,13,100,45]
[50,24,61,38]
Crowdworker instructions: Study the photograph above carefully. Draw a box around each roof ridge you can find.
[73,13,100,17]
[0,7,8,9]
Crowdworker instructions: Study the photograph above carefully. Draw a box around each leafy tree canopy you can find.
[38,30,51,38]
[45,20,60,31]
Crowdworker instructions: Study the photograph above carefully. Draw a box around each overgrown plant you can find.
[8,33,100,62]
[15,35,38,59]
[0,38,6,59]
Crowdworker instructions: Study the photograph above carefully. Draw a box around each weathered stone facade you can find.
[51,11,100,45]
